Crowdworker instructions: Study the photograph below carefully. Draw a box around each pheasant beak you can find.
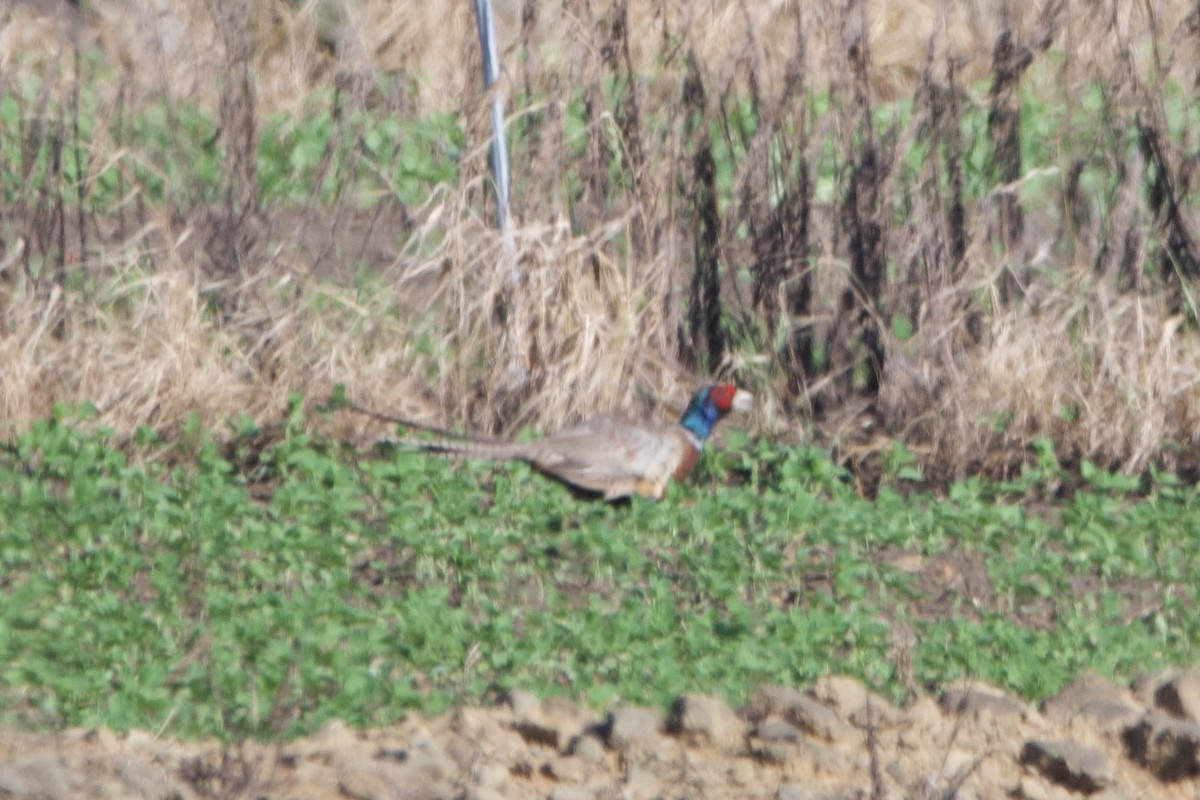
[731,389,754,413]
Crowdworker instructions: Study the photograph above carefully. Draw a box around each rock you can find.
[1132,671,1174,707]
[547,788,593,800]
[508,693,588,752]
[810,675,869,715]
[473,760,508,790]
[282,719,362,763]
[744,685,808,723]
[903,694,944,730]
[624,765,660,800]
[803,739,866,775]
[788,696,856,744]
[730,758,757,785]
[115,757,191,800]
[751,739,798,765]
[940,680,1027,722]
[811,675,903,728]
[123,728,156,748]
[748,718,802,765]
[941,748,980,783]
[776,785,815,800]
[572,734,606,764]
[1041,672,1141,732]
[338,769,394,800]
[0,756,71,798]
[452,707,496,739]
[754,733,864,773]
[542,755,586,783]
[754,718,804,743]
[76,726,121,749]
[973,755,1024,795]
[407,733,456,780]
[1122,713,1200,780]
[1154,669,1200,723]
[666,693,747,754]
[466,789,508,800]
[505,688,540,718]
[338,751,455,800]
[312,719,360,751]
[775,786,845,800]
[1019,738,1113,793]
[744,686,856,744]
[1018,775,1052,800]
[604,706,662,753]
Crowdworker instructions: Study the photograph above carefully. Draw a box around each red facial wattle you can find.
[708,383,738,413]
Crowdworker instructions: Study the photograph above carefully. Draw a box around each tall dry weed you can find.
[2,0,1200,481]
[950,273,1200,476]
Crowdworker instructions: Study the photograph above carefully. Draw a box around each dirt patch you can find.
[5,671,1200,799]
[883,547,996,625]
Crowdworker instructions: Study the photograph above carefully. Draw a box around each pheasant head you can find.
[679,383,755,446]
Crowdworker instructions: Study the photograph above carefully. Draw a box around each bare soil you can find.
[5,671,1200,799]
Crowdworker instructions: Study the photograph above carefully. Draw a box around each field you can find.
[2,0,1200,795]
[3,407,1199,741]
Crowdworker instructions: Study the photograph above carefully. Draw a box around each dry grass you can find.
[966,279,1200,475]
[2,0,1200,482]
[0,221,437,445]
[402,197,686,435]
[55,1,1192,115]
[886,269,1200,480]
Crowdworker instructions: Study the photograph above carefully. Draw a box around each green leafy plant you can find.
[2,412,1197,739]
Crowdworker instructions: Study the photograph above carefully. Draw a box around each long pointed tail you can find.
[376,435,531,462]
[352,400,527,461]
[350,401,481,443]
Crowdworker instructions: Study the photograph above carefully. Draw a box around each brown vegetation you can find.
[1,0,1199,485]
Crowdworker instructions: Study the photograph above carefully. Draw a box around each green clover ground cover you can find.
[1,411,1198,740]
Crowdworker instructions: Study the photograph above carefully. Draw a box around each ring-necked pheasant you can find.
[384,383,753,500]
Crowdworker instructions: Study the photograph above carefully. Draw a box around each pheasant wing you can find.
[525,415,688,499]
